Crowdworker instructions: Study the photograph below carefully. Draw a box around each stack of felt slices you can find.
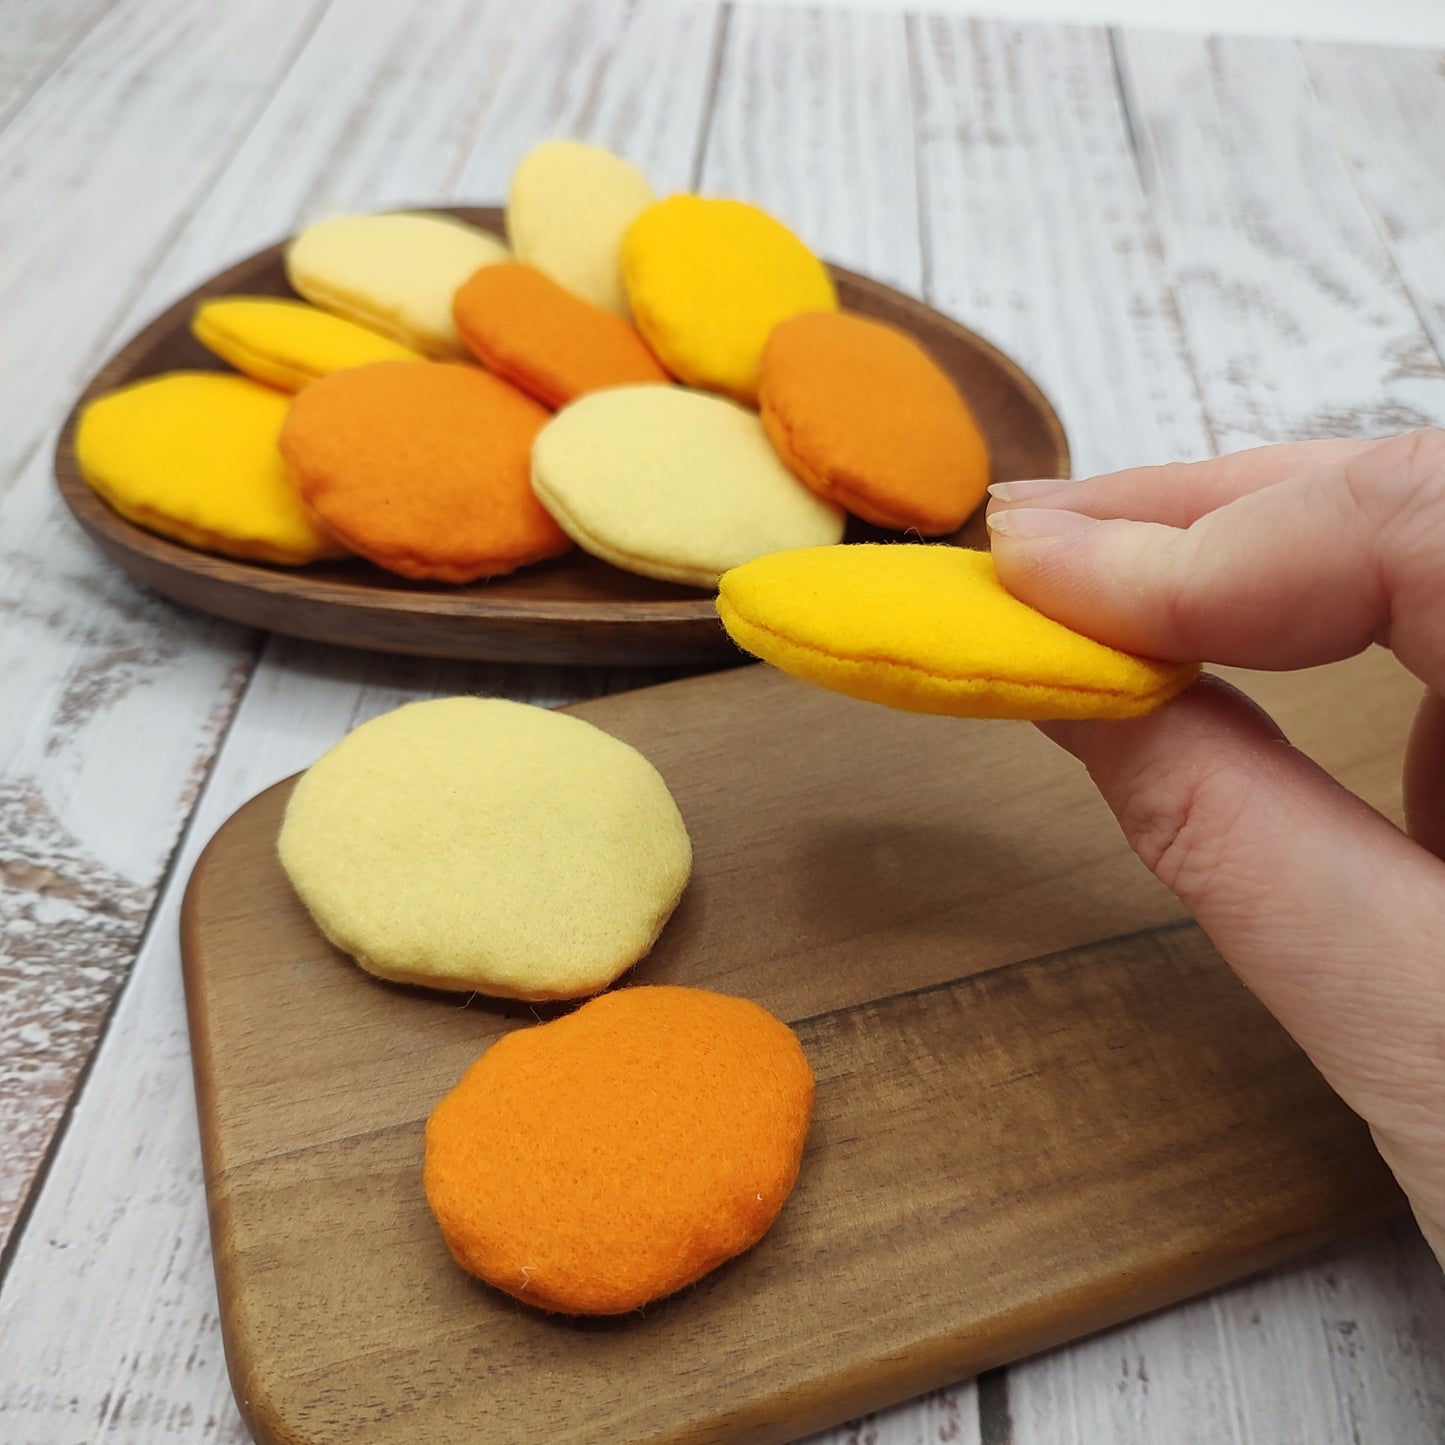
[73,139,992,588]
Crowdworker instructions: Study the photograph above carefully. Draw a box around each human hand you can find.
[986,431,1445,1265]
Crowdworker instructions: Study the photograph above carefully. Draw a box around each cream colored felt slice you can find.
[716,544,1200,720]
[531,384,846,587]
[285,211,510,357]
[507,140,655,319]
[277,697,693,1001]
[191,295,422,391]
[74,371,346,565]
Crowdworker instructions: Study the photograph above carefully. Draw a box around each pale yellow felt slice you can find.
[191,295,422,391]
[621,195,838,403]
[531,384,845,587]
[277,697,693,1001]
[716,544,1200,720]
[74,371,346,565]
[507,140,656,319]
[285,211,510,357]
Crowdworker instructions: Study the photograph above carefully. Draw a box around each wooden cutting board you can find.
[180,653,1417,1445]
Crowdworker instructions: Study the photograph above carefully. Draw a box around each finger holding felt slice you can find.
[621,195,838,403]
[191,295,423,392]
[285,210,510,357]
[75,371,348,564]
[507,139,656,318]
[280,360,570,582]
[453,262,668,409]
[716,544,1200,720]
[424,985,814,1315]
[760,310,991,535]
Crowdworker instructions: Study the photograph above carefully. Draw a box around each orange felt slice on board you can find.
[453,262,668,408]
[759,311,991,535]
[279,361,570,582]
[424,985,815,1315]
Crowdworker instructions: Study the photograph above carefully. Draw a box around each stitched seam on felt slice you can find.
[530,477,716,587]
[197,322,315,390]
[727,605,1191,703]
[458,329,567,410]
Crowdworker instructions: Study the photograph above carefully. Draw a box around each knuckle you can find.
[1110,752,1250,906]
[1347,428,1445,524]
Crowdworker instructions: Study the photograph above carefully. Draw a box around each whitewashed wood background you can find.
[2,1,1444,1442]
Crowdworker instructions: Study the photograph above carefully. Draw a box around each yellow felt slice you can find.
[277,697,693,1001]
[74,371,347,565]
[191,295,422,391]
[532,384,845,587]
[716,544,1200,720]
[285,211,510,357]
[507,140,656,318]
[621,196,838,403]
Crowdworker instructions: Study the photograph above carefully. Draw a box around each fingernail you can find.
[987,507,1099,539]
[986,477,1076,503]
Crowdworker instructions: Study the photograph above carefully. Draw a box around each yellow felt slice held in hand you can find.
[716,544,1199,720]
[191,296,422,391]
[74,371,347,565]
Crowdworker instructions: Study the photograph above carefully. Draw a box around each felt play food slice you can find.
[191,295,422,391]
[74,371,347,565]
[453,262,668,408]
[277,697,692,1000]
[424,985,814,1315]
[717,544,1199,720]
[531,384,845,588]
[760,310,991,535]
[621,195,838,403]
[280,360,570,582]
[507,139,656,318]
[285,211,510,357]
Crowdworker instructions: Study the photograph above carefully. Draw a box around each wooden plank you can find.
[178,665,1404,1445]
[0,2,723,1440]
[1116,31,1445,451]
[0,0,330,1254]
[1303,42,1445,368]
[0,0,115,133]
[698,4,922,293]
[908,17,1214,477]
[998,28,1445,1445]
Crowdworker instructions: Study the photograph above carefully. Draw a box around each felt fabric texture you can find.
[452,262,668,408]
[760,311,991,535]
[531,384,845,587]
[507,140,656,318]
[191,295,422,391]
[716,544,1200,720]
[424,985,815,1315]
[621,196,838,403]
[277,698,693,1000]
[285,211,510,357]
[74,371,347,564]
[279,360,570,582]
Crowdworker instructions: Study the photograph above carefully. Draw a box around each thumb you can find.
[1043,678,1445,1261]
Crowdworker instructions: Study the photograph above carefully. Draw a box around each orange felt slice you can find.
[279,360,570,582]
[424,985,815,1315]
[453,262,668,408]
[759,310,990,535]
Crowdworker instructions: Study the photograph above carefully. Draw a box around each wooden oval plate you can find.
[54,207,1069,666]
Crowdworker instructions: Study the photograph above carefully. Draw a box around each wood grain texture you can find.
[1303,42,1445,367]
[908,19,1214,477]
[180,664,1408,1445]
[0,0,116,135]
[54,219,1067,665]
[0,0,328,1254]
[1116,31,1445,451]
